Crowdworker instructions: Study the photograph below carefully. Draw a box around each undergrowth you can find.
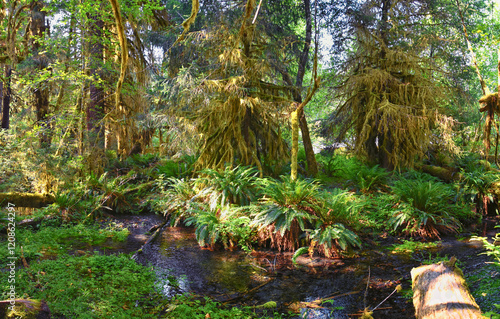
[0,254,159,318]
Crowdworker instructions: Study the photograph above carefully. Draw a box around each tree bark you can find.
[411,258,484,319]
[87,16,105,147]
[30,0,51,147]
[295,0,318,177]
[1,65,11,129]
[0,76,3,126]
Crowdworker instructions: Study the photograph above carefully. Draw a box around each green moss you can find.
[0,223,129,264]
[0,254,158,318]
[467,263,500,314]
[389,239,440,254]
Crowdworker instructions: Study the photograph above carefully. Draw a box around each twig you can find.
[372,287,400,311]
[364,266,370,310]
[252,0,263,24]
[131,220,167,260]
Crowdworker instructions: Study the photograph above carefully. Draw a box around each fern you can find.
[195,165,260,207]
[389,178,462,239]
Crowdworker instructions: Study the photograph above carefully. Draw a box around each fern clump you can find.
[153,177,201,225]
[185,206,256,251]
[389,178,462,239]
[250,176,360,256]
[194,165,261,207]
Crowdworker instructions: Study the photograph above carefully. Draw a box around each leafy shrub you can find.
[389,179,461,239]
[316,153,342,177]
[319,154,389,192]
[460,169,497,217]
[156,154,196,178]
[320,188,360,225]
[354,193,396,231]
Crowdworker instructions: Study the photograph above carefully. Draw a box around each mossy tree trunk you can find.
[1,65,11,129]
[86,15,105,148]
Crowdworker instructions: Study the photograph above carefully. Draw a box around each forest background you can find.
[1,0,500,318]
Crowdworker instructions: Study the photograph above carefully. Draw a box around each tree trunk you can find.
[0,77,3,126]
[411,258,484,319]
[294,0,318,177]
[87,17,105,147]
[1,65,11,129]
[30,0,51,147]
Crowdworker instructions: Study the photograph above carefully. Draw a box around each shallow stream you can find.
[106,214,498,319]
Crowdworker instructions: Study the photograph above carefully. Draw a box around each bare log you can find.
[411,257,485,319]
[0,192,54,208]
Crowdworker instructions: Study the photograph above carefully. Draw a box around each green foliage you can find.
[320,188,359,225]
[153,177,200,224]
[389,239,440,254]
[354,193,398,231]
[250,176,360,254]
[461,169,497,196]
[466,262,500,315]
[0,254,158,318]
[316,153,343,178]
[0,223,129,263]
[459,168,497,215]
[185,206,256,251]
[317,154,389,192]
[157,158,193,178]
[162,294,285,318]
[309,223,362,255]
[389,178,462,239]
[471,228,500,266]
[251,177,321,243]
[350,164,390,193]
[195,166,261,207]
[84,172,140,214]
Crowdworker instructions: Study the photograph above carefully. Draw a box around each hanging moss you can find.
[166,6,290,176]
[333,30,447,169]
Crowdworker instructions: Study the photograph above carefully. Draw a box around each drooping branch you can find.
[172,0,199,47]
[108,0,128,112]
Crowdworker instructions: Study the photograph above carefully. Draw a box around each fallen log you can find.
[0,192,55,208]
[411,257,485,319]
[416,164,463,183]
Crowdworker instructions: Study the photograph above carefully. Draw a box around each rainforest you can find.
[1,0,500,318]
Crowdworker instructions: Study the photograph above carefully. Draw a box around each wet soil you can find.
[107,214,499,319]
